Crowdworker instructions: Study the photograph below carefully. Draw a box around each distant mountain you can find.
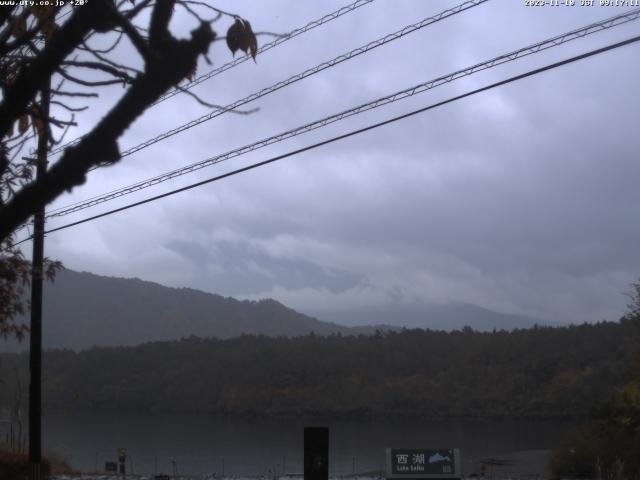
[306,302,557,332]
[2,270,558,352]
[3,269,352,351]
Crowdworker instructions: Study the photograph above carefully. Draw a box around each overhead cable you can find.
[49,0,376,155]
[27,34,638,241]
[154,0,377,105]
[49,0,490,160]
[46,7,640,219]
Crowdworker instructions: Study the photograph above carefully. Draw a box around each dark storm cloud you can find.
[166,238,362,295]
[39,0,640,324]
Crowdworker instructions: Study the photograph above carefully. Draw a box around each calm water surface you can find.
[42,411,576,477]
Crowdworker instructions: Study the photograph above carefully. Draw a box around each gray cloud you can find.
[38,0,640,325]
[165,238,362,295]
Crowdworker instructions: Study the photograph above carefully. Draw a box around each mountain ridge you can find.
[5,269,353,351]
[2,269,554,351]
[307,301,556,332]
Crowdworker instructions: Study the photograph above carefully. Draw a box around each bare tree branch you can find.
[149,0,174,50]
[0,13,216,240]
[50,89,99,98]
[50,100,88,112]
[79,31,124,55]
[0,3,98,137]
[123,0,155,20]
[81,42,142,75]
[174,82,259,113]
[110,11,154,63]
[0,8,41,56]
[56,68,129,87]
[62,60,136,82]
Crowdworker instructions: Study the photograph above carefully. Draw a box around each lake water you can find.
[42,411,576,478]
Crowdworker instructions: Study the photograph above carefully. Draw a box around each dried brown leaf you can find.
[226,18,258,61]
[18,114,29,134]
[243,20,258,61]
[28,5,57,40]
[30,5,45,20]
[226,18,243,56]
[11,16,27,39]
[41,18,57,41]
[30,106,45,138]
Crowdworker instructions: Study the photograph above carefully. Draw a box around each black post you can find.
[304,427,328,480]
[118,448,127,477]
[28,78,50,480]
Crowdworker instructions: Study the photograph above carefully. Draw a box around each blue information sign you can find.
[385,448,461,479]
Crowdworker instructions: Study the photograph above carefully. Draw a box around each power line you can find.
[48,0,376,156]
[29,34,639,241]
[153,0,376,105]
[50,0,489,162]
[45,7,640,219]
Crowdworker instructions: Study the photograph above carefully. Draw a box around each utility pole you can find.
[29,76,50,480]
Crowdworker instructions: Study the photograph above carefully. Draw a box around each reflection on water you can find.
[43,411,576,477]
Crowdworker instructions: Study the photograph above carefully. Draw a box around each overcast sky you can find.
[21,0,640,324]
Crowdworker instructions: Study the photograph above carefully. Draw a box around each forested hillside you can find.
[1,320,635,418]
[3,269,553,352]
[7,269,353,351]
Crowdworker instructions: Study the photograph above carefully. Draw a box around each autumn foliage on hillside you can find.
[1,320,636,419]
